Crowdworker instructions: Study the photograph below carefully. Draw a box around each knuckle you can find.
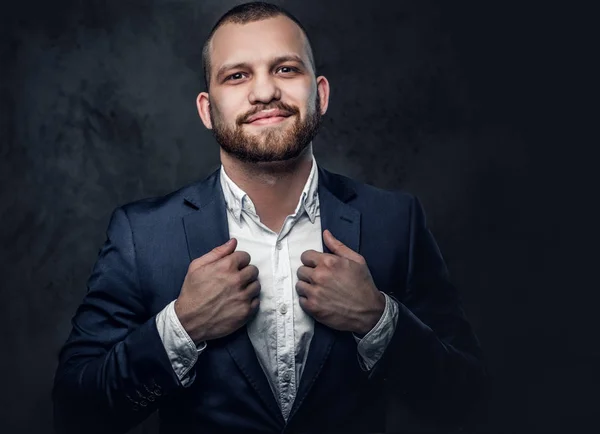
[223,255,236,269]
[230,251,241,263]
[324,256,336,268]
[313,269,326,284]
[188,258,202,272]
[232,273,244,288]
[213,245,227,256]
[312,285,321,298]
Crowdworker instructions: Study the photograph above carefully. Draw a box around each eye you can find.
[277,66,299,74]
[225,72,245,81]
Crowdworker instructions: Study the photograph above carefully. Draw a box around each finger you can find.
[296,265,315,284]
[242,279,261,299]
[295,279,311,298]
[298,293,312,316]
[229,250,252,270]
[300,249,322,268]
[189,238,237,272]
[323,230,363,263]
[249,296,260,313]
[238,264,259,286]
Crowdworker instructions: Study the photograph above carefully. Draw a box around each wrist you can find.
[174,298,206,344]
[355,291,385,336]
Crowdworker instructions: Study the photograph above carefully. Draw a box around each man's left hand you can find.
[296,229,386,336]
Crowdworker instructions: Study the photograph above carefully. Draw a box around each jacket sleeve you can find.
[52,206,185,434]
[375,194,488,430]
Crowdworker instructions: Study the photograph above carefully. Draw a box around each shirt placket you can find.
[274,220,296,419]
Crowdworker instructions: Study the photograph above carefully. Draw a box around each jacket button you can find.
[150,379,163,395]
[140,400,148,407]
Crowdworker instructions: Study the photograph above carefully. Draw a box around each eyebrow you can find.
[215,54,307,82]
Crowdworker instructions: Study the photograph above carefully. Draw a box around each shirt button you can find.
[276,242,283,250]
[283,371,291,381]
[279,304,288,314]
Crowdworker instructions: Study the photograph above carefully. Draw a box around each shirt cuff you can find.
[155,300,207,387]
[352,292,399,371]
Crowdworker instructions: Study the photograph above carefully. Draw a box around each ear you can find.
[196,92,213,129]
[316,75,330,115]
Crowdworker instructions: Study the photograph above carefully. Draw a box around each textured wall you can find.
[1,0,595,433]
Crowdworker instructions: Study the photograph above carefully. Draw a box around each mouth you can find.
[246,115,291,126]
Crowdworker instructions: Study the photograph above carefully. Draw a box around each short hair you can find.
[201,1,317,91]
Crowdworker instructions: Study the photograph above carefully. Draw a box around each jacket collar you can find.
[182,161,356,211]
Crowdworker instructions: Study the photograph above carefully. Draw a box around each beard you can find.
[209,93,322,163]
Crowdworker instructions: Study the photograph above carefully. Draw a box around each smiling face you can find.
[196,15,329,163]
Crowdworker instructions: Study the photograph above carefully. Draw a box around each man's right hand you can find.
[174,238,260,344]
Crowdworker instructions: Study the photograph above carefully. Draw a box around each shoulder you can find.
[320,166,416,212]
[111,167,220,224]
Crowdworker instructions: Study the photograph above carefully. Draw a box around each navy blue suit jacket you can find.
[53,164,486,433]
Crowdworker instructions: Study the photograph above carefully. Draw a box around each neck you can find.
[220,144,315,231]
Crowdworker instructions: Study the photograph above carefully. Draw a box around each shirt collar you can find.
[219,154,320,224]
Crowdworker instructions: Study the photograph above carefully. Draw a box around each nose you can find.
[248,72,281,105]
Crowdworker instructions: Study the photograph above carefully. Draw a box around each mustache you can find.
[237,102,299,125]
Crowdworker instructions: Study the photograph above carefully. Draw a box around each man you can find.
[53,2,486,433]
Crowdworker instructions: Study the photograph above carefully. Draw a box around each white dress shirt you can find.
[156,155,399,421]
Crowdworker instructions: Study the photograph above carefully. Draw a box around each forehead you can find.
[209,15,309,71]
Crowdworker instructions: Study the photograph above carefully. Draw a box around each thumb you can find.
[190,238,237,270]
[323,230,362,262]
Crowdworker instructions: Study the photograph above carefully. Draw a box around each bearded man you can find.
[53,2,486,433]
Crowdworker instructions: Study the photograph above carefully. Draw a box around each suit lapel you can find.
[182,169,285,426]
[181,163,361,427]
[287,164,361,423]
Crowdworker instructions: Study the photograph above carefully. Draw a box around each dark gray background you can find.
[1,0,597,433]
